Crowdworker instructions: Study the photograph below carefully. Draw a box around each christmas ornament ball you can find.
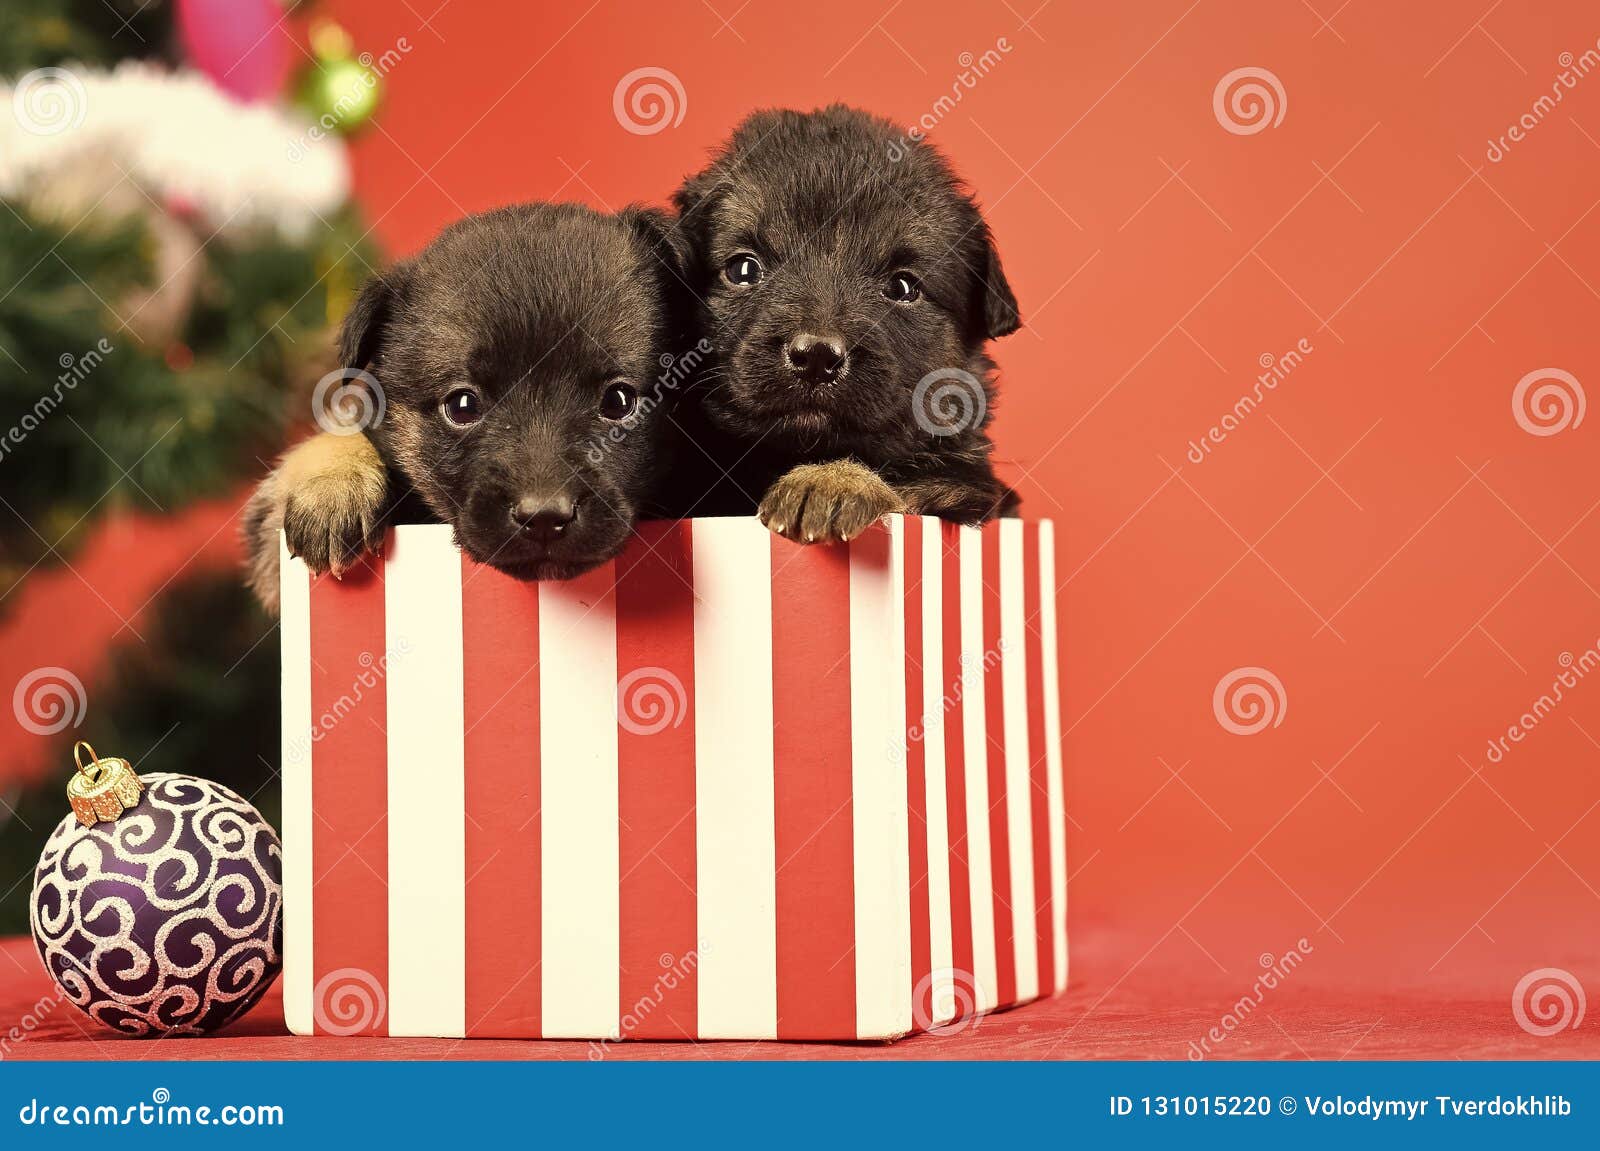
[30,756,283,1039]
[294,23,383,135]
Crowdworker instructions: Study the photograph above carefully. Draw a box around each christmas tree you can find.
[0,0,385,932]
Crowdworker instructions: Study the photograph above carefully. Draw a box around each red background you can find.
[5,0,1599,1056]
[324,0,1600,1007]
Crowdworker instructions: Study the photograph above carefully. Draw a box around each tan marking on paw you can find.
[758,460,905,545]
[278,433,389,576]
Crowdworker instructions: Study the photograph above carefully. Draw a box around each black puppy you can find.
[672,104,1022,542]
[243,202,691,612]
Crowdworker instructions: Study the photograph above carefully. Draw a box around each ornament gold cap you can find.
[309,18,355,61]
[67,741,143,828]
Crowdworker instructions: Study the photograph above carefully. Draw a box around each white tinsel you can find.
[0,61,351,240]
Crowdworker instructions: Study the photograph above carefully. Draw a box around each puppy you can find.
[672,104,1022,542]
[243,202,691,613]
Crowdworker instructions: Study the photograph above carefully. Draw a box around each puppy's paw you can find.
[242,473,286,615]
[283,483,387,578]
[758,460,906,544]
[279,434,389,577]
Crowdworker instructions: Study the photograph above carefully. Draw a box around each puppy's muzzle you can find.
[510,492,578,544]
[785,332,846,384]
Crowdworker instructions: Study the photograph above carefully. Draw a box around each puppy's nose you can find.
[785,333,846,384]
[510,493,577,543]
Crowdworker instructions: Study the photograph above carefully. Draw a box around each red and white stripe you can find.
[281,516,1066,1041]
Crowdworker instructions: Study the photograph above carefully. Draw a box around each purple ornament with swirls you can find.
[30,773,283,1038]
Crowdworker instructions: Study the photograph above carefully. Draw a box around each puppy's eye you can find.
[723,253,763,287]
[600,381,638,422]
[441,388,482,427]
[886,272,922,304]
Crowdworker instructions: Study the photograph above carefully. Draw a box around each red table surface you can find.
[3,936,1592,1062]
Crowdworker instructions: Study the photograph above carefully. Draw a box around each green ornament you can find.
[293,21,381,133]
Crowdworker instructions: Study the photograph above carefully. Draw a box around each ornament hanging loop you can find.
[73,741,102,779]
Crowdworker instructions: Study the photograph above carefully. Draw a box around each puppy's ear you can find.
[671,168,722,252]
[338,263,409,370]
[673,109,782,228]
[974,226,1021,340]
[620,205,691,281]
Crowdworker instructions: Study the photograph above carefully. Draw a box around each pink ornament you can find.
[176,0,289,102]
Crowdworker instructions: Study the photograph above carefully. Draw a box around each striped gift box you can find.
[279,515,1066,1042]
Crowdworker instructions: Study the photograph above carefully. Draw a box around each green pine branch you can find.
[0,202,376,597]
[0,0,176,75]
